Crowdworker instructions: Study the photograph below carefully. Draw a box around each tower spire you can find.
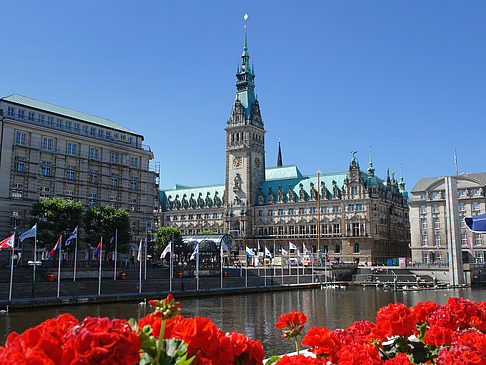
[399,163,406,193]
[277,139,283,167]
[234,15,256,119]
[367,145,375,177]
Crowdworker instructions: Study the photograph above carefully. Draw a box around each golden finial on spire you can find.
[244,13,248,29]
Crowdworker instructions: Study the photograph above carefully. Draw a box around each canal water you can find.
[0,286,484,357]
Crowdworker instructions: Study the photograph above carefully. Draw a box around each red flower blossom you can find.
[375,302,415,338]
[138,310,163,336]
[334,343,382,365]
[61,317,141,365]
[411,301,440,324]
[452,331,486,356]
[276,310,308,339]
[348,320,383,344]
[427,306,460,330]
[436,345,486,365]
[445,297,481,328]
[384,352,414,365]
[302,326,341,356]
[423,324,454,347]
[276,354,325,364]
[0,313,78,364]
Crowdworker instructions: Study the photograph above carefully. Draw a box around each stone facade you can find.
[157,30,410,265]
[0,94,158,252]
[409,173,486,264]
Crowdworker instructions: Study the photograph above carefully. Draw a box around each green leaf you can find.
[264,356,281,365]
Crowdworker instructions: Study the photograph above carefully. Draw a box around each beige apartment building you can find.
[409,173,486,264]
[0,94,158,253]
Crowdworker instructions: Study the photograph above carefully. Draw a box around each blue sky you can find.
[2,1,485,191]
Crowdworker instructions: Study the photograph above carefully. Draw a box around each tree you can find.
[199,230,218,235]
[154,227,182,258]
[30,198,84,251]
[83,205,132,260]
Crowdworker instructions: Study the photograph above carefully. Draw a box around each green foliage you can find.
[199,230,217,235]
[83,205,132,257]
[128,319,194,365]
[264,356,281,365]
[154,227,182,259]
[30,198,84,250]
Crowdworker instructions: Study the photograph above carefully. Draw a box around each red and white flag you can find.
[0,233,15,250]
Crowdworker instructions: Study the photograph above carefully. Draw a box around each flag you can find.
[468,236,474,256]
[160,242,171,259]
[19,224,36,242]
[221,240,229,253]
[325,250,329,260]
[454,148,457,165]
[302,243,308,254]
[0,233,15,250]
[108,231,116,247]
[289,242,297,250]
[265,246,272,258]
[297,249,303,259]
[281,248,288,255]
[48,236,62,260]
[257,241,260,251]
[240,241,244,250]
[190,241,199,260]
[246,246,255,257]
[65,227,78,246]
[435,235,441,258]
[94,241,102,259]
[137,238,143,262]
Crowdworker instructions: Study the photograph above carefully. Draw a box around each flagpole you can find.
[220,241,223,289]
[138,239,142,294]
[273,240,276,278]
[196,245,199,291]
[73,232,78,282]
[8,234,15,302]
[289,241,292,276]
[257,240,260,277]
[311,248,314,281]
[114,229,118,281]
[169,234,173,292]
[98,237,103,295]
[245,245,248,288]
[33,226,37,293]
[144,237,147,280]
[264,243,267,287]
[57,236,62,298]
[281,246,284,285]
[297,250,300,284]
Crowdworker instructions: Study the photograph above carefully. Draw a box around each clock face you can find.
[255,157,260,168]
[232,156,242,168]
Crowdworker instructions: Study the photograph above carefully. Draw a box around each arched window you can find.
[353,243,360,253]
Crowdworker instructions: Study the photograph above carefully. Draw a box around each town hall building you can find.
[157,28,410,265]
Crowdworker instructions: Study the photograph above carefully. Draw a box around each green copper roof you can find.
[2,94,136,135]
[265,165,303,180]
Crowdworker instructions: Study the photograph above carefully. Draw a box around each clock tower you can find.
[225,26,266,238]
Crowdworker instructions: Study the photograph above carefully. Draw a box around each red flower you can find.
[0,313,78,364]
[302,326,340,356]
[138,311,162,336]
[348,320,383,344]
[275,354,325,364]
[445,297,480,328]
[453,331,486,356]
[61,317,141,365]
[423,324,454,347]
[149,293,181,320]
[411,301,440,324]
[334,343,382,365]
[384,352,414,365]
[375,303,415,338]
[427,306,460,330]
[436,345,486,365]
[276,310,308,339]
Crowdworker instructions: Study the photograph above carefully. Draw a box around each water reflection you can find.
[1,287,484,356]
